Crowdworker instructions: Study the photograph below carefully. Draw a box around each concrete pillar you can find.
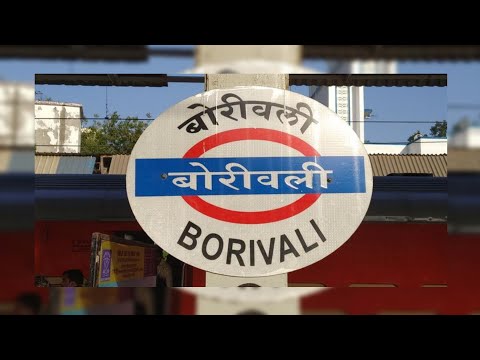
[204,74,289,287]
[196,295,300,315]
[351,86,365,143]
[197,46,302,67]
[205,74,289,90]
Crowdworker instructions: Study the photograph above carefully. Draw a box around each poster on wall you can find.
[89,233,157,287]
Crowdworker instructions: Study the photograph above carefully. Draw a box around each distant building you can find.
[309,60,397,144]
[310,85,366,142]
[309,60,448,155]
[35,101,83,154]
[450,125,480,149]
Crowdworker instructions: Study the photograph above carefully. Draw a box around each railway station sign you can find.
[126,87,373,277]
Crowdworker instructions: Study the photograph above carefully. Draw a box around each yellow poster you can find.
[98,241,146,286]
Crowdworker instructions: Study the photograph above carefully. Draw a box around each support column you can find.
[204,74,289,287]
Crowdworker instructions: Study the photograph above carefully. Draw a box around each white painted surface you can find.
[404,138,448,154]
[364,140,447,155]
[364,144,405,154]
[35,101,83,153]
[450,127,480,148]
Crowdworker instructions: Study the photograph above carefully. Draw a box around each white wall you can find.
[0,82,34,146]
[404,138,448,154]
[450,127,480,148]
[365,139,447,155]
[466,128,480,148]
[364,144,405,154]
[35,101,83,153]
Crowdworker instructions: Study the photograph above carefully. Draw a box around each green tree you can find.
[80,111,149,155]
[429,120,447,137]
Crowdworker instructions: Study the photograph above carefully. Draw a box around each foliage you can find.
[429,120,447,137]
[407,120,447,142]
[80,111,149,155]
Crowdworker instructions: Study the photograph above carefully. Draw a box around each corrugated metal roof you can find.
[9,151,34,172]
[104,154,448,177]
[369,154,447,177]
[448,149,480,172]
[108,155,130,175]
[34,154,449,176]
[35,156,95,174]
[0,149,33,173]
[57,156,96,174]
[0,150,12,172]
[35,155,59,174]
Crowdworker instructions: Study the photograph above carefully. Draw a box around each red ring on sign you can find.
[182,128,320,224]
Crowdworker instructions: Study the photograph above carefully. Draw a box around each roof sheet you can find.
[35,155,95,174]
[34,154,449,177]
[108,155,130,175]
[368,154,447,177]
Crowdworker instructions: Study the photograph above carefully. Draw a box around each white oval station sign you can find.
[126,87,373,277]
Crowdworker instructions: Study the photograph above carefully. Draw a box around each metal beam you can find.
[3,45,480,62]
[35,74,205,87]
[35,74,170,87]
[289,74,447,87]
[0,45,148,61]
[35,74,444,87]
[302,45,480,60]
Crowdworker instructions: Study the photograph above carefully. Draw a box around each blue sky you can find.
[2,46,478,143]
